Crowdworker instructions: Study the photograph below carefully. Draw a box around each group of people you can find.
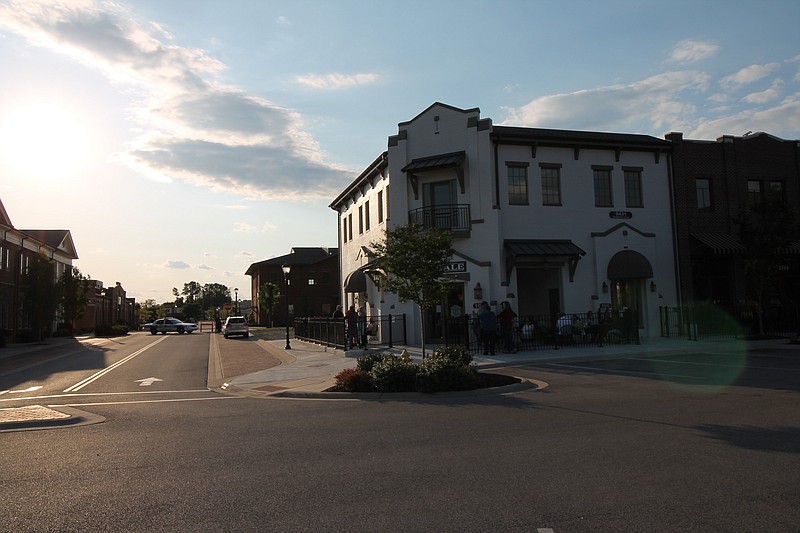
[474,300,518,355]
[333,304,377,350]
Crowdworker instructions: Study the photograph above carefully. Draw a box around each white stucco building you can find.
[329,103,678,344]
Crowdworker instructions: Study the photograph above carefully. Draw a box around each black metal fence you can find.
[294,314,407,350]
[441,309,640,354]
[660,305,800,340]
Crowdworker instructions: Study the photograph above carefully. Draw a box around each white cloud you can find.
[198,264,213,270]
[669,39,720,63]
[504,71,709,133]
[720,63,781,89]
[165,260,191,269]
[0,0,350,201]
[689,95,800,139]
[295,72,380,90]
[742,79,783,104]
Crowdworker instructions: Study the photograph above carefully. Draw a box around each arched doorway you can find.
[607,250,653,328]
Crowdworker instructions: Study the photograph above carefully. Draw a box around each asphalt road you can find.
[1,336,798,532]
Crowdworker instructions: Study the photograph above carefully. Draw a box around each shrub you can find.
[370,355,418,392]
[356,352,388,373]
[333,368,374,392]
[416,355,480,393]
[428,346,472,366]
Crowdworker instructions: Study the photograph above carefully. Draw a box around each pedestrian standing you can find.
[345,305,358,349]
[498,301,517,353]
[478,301,497,355]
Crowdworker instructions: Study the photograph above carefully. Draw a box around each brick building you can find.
[245,247,339,326]
[667,131,800,313]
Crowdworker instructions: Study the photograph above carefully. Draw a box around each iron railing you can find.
[660,305,800,340]
[408,204,471,232]
[294,314,407,350]
[440,310,640,354]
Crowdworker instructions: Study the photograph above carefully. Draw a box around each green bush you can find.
[333,368,374,392]
[371,355,419,392]
[428,346,473,366]
[416,354,480,393]
[356,352,387,373]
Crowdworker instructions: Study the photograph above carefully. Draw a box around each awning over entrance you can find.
[607,250,653,281]
[401,151,466,197]
[691,233,746,255]
[504,239,586,282]
[344,269,366,293]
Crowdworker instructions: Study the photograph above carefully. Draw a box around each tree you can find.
[21,252,60,343]
[737,188,800,335]
[202,283,230,310]
[258,282,281,327]
[371,224,453,357]
[140,299,159,323]
[59,266,91,332]
[180,281,203,303]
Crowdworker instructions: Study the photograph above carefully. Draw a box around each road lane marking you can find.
[0,386,44,395]
[135,377,163,386]
[50,396,243,407]
[544,362,703,380]
[63,336,168,392]
[0,389,213,403]
[630,357,798,371]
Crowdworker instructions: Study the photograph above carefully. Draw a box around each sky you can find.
[0,0,798,304]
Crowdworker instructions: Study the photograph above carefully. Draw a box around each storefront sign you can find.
[609,211,633,219]
[444,261,467,274]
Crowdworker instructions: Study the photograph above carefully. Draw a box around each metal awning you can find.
[343,269,366,293]
[691,233,746,255]
[607,250,653,281]
[504,239,586,282]
[401,151,466,198]
[401,151,465,173]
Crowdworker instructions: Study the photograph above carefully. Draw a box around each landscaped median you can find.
[328,346,524,394]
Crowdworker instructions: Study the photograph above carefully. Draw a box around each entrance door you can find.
[610,279,644,326]
[424,282,464,343]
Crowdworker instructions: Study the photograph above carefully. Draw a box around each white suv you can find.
[223,316,249,338]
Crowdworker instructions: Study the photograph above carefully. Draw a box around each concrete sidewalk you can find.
[214,334,785,399]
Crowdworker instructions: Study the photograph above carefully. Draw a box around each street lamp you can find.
[282,263,291,350]
[234,287,239,314]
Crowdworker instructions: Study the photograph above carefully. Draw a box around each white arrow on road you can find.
[135,377,163,387]
[0,385,44,395]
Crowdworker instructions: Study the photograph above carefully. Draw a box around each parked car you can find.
[223,316,249,338]
[142,317,198,335]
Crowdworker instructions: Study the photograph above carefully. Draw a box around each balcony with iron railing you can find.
[407,204,471,236]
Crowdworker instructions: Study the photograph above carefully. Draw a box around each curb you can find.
[0,405,106,433]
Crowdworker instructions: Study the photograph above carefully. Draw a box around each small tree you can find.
[59,266,91,333]
[21,252,61,342]
[371,224,453,357]
[258,282,281,327]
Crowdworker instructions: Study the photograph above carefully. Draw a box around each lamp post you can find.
[234,287,239,314]
[282,264,291,350]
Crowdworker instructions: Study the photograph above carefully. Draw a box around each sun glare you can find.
[0,104,89,179]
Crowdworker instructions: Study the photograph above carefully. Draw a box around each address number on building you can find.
[609,211,633,219]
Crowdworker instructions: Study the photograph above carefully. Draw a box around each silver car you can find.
[223,316,249,338]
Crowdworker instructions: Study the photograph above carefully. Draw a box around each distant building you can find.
[0,198,80,342]
[667,131,800,311]
[245,247,339,326]
[73,281,138,333]
[330,103,678,344]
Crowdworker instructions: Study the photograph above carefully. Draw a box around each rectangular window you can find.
[770,181,786,203]
[364,200,371,231]
[342,217,348,243]
[540,165,562,206]
[348,213,353,240]
[358,206,364,234]
[747,180,762,206]
[506,164,529,205]
[696,178,712,211]
[377,191,384,223]
[624,168,643,208]
[308,278,316,285]
[593,167,613,207]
